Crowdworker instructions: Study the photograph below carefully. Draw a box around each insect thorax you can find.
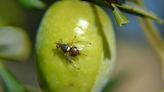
[61,44,70,52]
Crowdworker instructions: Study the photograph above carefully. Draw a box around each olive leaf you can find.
[111,3,129,27]
[90,0,128,26]
[114,1,164,23]
[18,0,46,9]
[0,27,31,61]
[93,0,163,24]
[0,62,27,92]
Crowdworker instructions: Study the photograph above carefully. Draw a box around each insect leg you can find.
[70,36,77,46]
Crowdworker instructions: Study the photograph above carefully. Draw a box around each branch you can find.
[135,0,164,80]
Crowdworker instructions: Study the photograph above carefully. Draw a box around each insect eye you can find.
[56,43,60,48]
[56,45,59,48]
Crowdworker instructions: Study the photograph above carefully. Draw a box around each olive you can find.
[36,1,116,92]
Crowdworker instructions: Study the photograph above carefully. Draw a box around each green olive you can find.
[0,27,31,61]
[36,1,116,92]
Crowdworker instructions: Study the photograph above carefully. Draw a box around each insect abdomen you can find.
[69,47,80,57]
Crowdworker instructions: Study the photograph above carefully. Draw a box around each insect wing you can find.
[73,41,91,51]
[64,53,80,70]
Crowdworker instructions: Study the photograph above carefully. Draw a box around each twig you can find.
[135,0,164,80]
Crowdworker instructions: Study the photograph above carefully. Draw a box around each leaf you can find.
[0,63,27,92]
[111,3,129,27]
[18,0,46,9]
[0,27,31,61]
[114,1,164,23]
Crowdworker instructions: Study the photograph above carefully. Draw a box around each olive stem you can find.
[135,0,164,81]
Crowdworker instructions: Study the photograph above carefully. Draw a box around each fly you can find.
[55,36,91,69]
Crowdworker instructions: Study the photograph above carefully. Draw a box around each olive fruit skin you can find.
[36,1,116,92]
